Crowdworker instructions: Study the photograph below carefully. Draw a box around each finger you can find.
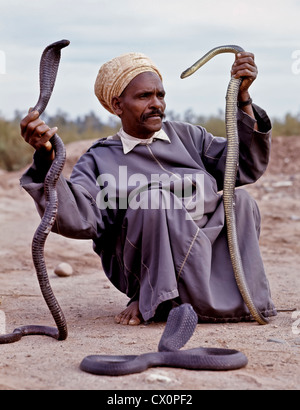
[231,59,257,75]
[231,65,257,78]
[35,122,51,137]
[44,141,53,152]
[235,52,255,61]
[233,68,257,79]
[42,127,57,140]
[232,62,257,71]
[22,118,46,142]
[20,110,40,134]
[234,58,256,70]
[37,126,57,144]
[234,53,256,75]
[233,55,256,70]
[32,127,57,151]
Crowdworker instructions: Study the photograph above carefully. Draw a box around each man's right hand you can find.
[20,109,58,160]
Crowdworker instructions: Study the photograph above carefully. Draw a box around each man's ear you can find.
[111,96,123,116]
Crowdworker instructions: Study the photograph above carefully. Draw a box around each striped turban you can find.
[94,52,162,114]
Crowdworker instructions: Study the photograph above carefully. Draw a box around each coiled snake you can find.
[0,42,261,374]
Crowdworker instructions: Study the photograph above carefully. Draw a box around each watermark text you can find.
[0,310,6,334]
[291,50,300,75]
[96,167,205,221]
[0,50,6,74]
[292,310,300,335]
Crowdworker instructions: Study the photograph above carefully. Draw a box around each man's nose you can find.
[149,95,164,110]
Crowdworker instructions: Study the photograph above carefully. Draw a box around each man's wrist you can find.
[38,145,55,162]
[238,91,251,102]
[237,98,252,108]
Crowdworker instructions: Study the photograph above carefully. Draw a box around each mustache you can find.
[141,109,166,121]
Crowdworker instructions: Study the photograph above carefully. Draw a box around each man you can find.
[20,51,276,326]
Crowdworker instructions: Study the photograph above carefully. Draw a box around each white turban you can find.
[94,52,162,114]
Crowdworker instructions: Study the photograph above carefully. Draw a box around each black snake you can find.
[0,40,70,344]
[0,42,262,373]
[80,304,248,375]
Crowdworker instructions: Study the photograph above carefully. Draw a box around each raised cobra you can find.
[181,45,268,325]
[0,40,70,344]
[80,304,248,375]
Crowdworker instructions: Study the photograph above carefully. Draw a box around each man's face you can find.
[112,71,166,139]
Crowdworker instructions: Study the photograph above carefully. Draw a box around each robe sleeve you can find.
[199,103,272,191]
[20,150,105,240]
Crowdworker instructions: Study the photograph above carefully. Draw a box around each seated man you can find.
[20,51,276,325]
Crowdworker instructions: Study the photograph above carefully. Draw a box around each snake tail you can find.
[181,45,268,325]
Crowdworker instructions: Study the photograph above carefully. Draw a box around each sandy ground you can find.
[0,136,299,391]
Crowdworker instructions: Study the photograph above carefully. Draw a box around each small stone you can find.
[272,181,293,188]
[54,262,73,277]
[267,338,286,344]
[146,372,173,384]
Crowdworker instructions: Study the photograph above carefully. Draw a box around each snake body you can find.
[181,45,268,325]
[80,304,248,375]
[0,40,70,344]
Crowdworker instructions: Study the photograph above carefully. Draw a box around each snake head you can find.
[50,39,70,49]
[33,40,71,114]
[40,40,70,69]
[180,45,244,79]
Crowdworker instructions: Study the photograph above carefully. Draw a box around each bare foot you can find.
[115,301,143,326]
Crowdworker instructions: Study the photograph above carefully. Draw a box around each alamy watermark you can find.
[292,310,300,335]
[291,50,300,74]
[0,50,6,74]
[0,310,6,334]
[96,166,205,221]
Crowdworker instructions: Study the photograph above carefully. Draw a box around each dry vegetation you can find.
[1,109,300,171]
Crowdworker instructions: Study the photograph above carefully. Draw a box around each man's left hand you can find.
[231,52,257,100]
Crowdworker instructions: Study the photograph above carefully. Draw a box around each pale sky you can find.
[1,0,300,122]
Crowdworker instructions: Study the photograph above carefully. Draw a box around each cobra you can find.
[0,43,255,374]
[181,45,269,325]
[80,303,248,375]
[0,40,70,344]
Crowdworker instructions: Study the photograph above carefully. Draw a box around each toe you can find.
[129,316,141,326]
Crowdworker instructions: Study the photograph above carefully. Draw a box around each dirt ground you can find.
[0,136,299,391]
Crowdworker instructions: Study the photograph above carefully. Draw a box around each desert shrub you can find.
[0,111,120,171]
[1,108,300,171]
